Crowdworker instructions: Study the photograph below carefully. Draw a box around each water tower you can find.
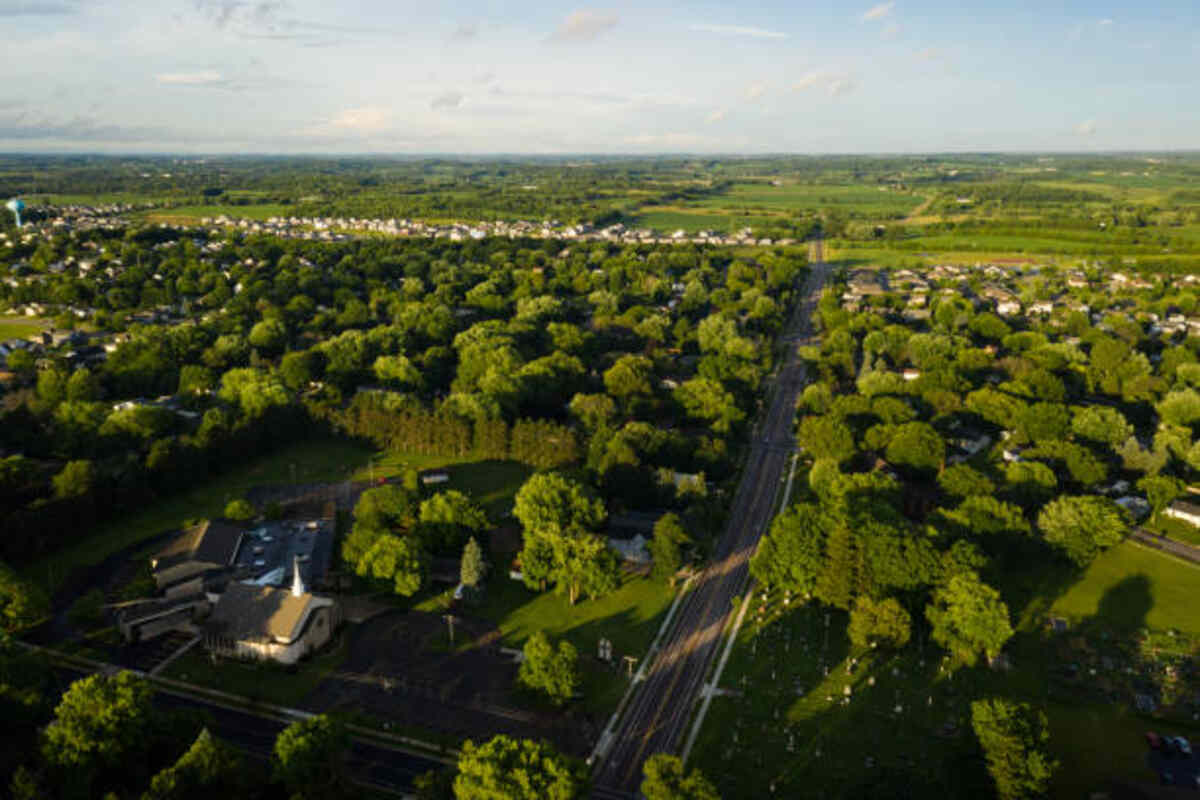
[5,198,24,228]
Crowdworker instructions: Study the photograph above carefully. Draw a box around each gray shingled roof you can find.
[205,583,322,644]
[153,520,245,572]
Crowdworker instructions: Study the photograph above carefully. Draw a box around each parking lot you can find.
[1147,738,1200,788]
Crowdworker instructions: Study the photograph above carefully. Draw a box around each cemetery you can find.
[693,540,1200,798]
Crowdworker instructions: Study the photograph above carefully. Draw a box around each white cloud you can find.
[1099,18,1113,25]
[792,71,859,98]
[689,23,787,40]
[549,9,618,42]
[860,2,895,22]
[329,107,389,131]
[706,108,728,124]
[431,91,465,110]
[0,1,79,15]
[744,83,767,101]
[882,22,901,39]
[155,71,224,86]
[915,47,938,60]
[1075,119,1097,136]
[792,71,824,91]
[827,77,858,97]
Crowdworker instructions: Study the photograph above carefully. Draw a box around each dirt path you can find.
[902,193,937,224]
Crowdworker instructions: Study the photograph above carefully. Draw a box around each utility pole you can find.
[444,614,459,645]
[623,655,638,680]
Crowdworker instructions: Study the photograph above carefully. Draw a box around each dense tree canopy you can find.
[926,572,1014,666]
[1036,496,1127,565]
[970,699,1057,800]
[453,735,585,800]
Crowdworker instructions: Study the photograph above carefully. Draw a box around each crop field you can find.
[709,183,927,217]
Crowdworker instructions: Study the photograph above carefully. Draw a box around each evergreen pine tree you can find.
[460,537,487,589]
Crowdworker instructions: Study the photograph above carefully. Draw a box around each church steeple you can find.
[291,555,305,597]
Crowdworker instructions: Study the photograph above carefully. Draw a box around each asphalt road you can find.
[593,250,830,797]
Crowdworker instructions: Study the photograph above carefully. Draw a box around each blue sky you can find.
[0,0,1196,153]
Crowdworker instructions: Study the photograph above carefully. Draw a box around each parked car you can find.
[1174,737,1192,756]
[1146,732,1163,750]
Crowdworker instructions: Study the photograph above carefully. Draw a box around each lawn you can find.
[137,203,291,224]
[0,315,49,340]
[162,633,349,708]
[1050,540,1200,635]
[23,438,379,593]
[23,438,537,595]
[691,536,1200,798]
[1047,703,1200,800]
[473,574,676,714]
[1144,515,1200,548]
[350,453,533,520]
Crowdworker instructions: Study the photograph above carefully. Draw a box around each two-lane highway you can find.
[594,249,829,796]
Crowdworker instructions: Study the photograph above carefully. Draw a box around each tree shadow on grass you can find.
[1096,575,1154,638]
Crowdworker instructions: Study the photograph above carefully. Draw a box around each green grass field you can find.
[138,204,291,224]
[349,452,533,520]
[693,538,1200,798]
[163,636,349,708]
[22,438,532,595]
[705,183,926,217]
[23,438,377,593]
[0,315,48,341]
[1049,540,1200,635]
[472,574,675,714]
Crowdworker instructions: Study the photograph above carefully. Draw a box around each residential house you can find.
[1165,500,1200,528]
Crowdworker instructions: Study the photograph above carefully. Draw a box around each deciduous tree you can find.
[970,699,1057,800]
[43,672,154,771]
[1037,496,1127,566]
[926,572,1013,666]
[517,631,580,706]
[640,754,720,800]
[848,596,911,651]
[453,735,585,800]
[272,715,348,800]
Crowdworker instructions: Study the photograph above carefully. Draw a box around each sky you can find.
[0,0,1197,154]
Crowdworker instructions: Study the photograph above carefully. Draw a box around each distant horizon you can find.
[3,150,1200,161]
[2,0,1197,153]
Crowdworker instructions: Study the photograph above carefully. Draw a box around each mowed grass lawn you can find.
[1050,540,1200,635]
[349,452,533,520]
[138,203,291,224]
[474,574,676,714]
[23,437,533,595]
[163,635,349,708]
[23,438,377,593]
[0,315,49,340]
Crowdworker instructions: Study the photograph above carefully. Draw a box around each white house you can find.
[203,559,340,665]
[1165,500,1200,528]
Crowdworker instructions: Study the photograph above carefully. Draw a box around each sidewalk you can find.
[1131,528,1200,564]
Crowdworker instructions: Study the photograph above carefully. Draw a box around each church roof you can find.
[205,583,329,644]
